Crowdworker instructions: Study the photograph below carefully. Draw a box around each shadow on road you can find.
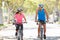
[25,36,60,40]
[0,36,60,40]
[46,36,60,40]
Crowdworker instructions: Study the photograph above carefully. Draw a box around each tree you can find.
[0,0,3,25]
[1,0,60,23]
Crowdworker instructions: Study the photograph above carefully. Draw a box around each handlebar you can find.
[35,21,49,25]
[22,22,27,23]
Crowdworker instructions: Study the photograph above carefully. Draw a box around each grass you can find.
[58,22,60,24]
[0,24,4,26]
[0,24,7,30]
[56,21,60,24]
[0,24,4,28]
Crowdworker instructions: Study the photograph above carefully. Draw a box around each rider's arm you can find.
[44,9,49,21]
[23,14,27,22]
[24,16,26,22]
[35,8,38,22]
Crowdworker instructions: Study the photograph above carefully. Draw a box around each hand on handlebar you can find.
[35,20,39,25]
[46,20,49,23]
[23,21,27,23]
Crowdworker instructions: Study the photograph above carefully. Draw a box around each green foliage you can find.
[0,24,4,26]
[0,0,2,7]
[1,0,60,14]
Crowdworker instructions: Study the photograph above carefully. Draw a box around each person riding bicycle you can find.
[35,4,49,39]
[14,8,27,40]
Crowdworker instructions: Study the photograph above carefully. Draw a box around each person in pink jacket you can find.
[14,8,27,40]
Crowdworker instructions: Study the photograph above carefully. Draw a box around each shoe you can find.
[15,32,17,36]
[44,35,46,39]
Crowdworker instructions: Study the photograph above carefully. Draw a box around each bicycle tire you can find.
[40,27,43,40]
[17,32,22,40]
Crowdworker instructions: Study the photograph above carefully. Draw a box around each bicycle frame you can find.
[37,22,44,40]
[40,24,44,40]
[17,26,23,40]
[17,22,27,40]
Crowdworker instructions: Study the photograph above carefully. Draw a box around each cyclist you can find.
[14,8,27,40]
[35,4,49,39]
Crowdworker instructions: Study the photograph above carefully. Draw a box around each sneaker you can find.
[44,35,46,39]
[15,32,17,36]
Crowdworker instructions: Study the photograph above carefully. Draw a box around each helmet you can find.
[17,8,23,12]
[39,4,44,8]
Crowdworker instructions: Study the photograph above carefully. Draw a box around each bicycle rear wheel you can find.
[18,37,20,40]
[17,30,22,40]
[17,32,22,40]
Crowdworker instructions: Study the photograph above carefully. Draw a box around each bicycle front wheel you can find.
[40,28,43,40]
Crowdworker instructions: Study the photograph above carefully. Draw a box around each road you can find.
[0,20,60,40]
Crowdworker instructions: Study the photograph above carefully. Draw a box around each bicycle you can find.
[36,21,44,40]
[17,22,27,40]
[36,21,48,40]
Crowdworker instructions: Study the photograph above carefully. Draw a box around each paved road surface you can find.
[0,21,60,40]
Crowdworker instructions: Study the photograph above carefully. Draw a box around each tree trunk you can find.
[55,0,59,21]
[0,8,3,24]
